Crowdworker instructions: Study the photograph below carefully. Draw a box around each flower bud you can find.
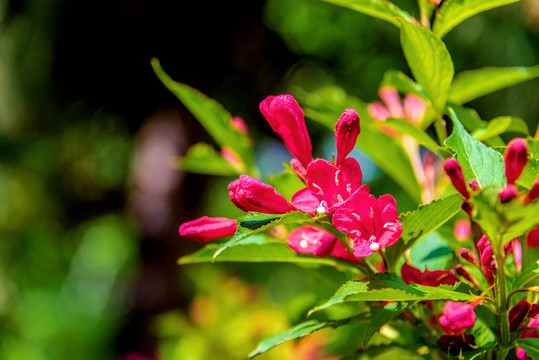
[527,225,539,248]
[459,248,477,265]
[260,95,312,168]
[335,109,360,165]
[444,159,470,199]
[179,216,237,242]
[221,147,244,172]
[230,116,249,136]
[455,264,480,287]
[228,175,296,214]
[505,138,528,184]
[468,179,480,192]
[509,299,531,332]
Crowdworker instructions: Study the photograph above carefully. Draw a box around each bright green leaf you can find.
[449,105,505,147]
[382,117,447,157]
[310,273,475,314]
[445,109,506,188]
[399,20,454,114]
[151,58,253,169]
[472,116,529,141]
[175,142,241,176]
[433,0,521,38]
[448,65,539,104]
[321,0,414,28]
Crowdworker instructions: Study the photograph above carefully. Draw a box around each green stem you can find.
[494,241,511,358]
[433,115,447,145]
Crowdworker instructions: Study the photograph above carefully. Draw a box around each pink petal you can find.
[335,109,360,165]
[504,138,528,185]
[179,216,237,242]
[291,188,322,213]
[228,175,296,214]
[288,226,336,257]
[379,86,404,118]
[403,94,427,125]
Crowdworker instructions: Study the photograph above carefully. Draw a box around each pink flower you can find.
[444,159,470,199]
[379,87,404,118]
[329,240,361,264]
[335,109,360,166]
[438,301,478,336]
[403,94,428,125]
[401,264,459,287]
[260,95,312,168]
[288,226,336,257]
[499,183,518,203]
[179,216,237,242]
[459,248,477,265]
[230,116,249,136]
[505,138,528,185]
[525,176,539,203]
[468,179,480,192]
[228,175,296,214]
[454,219,471,241]
[291,158,368,214]
[332,191,402,258]
[527,225,539,248]
[518,317,539,359]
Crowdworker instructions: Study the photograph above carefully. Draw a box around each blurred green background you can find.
[0,0,538,359]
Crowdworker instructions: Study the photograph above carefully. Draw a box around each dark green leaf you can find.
[516,338,539,359]
[321,0,414,28]
[445,109,506,188]
[471,116,529,141]
[399,20,454,114]
[433,0,521,38]
[310,273,475,314]
[151,58,253,168]
[512,259,539,290]
[247,320,329,359]
[363,302,409,348]
[175,142,241,176]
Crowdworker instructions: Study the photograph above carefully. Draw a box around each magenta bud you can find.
[468,179,480,192]
[527,225,539,248]
[459,248,477,265]
[288,226,336,257]
[499,184,518,203]
[444,159,470,199]
[439,301,478,336]
[505,138,528,184]
[509,299,531,332]
[230,116,249,136]
[401,264,459,287]
[260,95,312,168]
[179,216,237,242]
[335,109,360,165]
[478,235,496,285]
[228,175,296,214]
[455,264,479,287]
[524,176,539,203]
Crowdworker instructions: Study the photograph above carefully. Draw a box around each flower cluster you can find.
[179,94,403,261]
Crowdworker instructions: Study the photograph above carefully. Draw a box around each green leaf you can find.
[321,0,414,28]
[179,234,360,271]
[448,65,539,104]
[512,259,539,290]
[472,116,529,141]
[516,338,539,359]
[399,20,454,114]
[175,142,241,176]
[380,70,424,98]
[363,302,409,348]
[310,273,475,314]
[212,212,313,259]
[449,105,505,147]
[151,58,253,168]
[445,109,506,188]
[433,0,521,38]
[382,117,448,157]
[518,157,539,190]
[247,320,329,359]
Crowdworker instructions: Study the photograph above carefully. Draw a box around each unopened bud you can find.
[335,109,360,165]
[444,159,470,199]
[504,138,528,185]
[459,249,477,265]
[524,176,539,203]
[455,264,480,287]
[499,184,518,203]
[468,179,480,192]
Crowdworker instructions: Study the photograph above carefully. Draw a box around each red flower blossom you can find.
[401,264,459,287]
[332,191,402,257]
[288,226,336,257]
[504,138,528,185]
[291,158,368,214]
[444,158,470,199]
[179,216,237,242]
[228,175,296,214]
